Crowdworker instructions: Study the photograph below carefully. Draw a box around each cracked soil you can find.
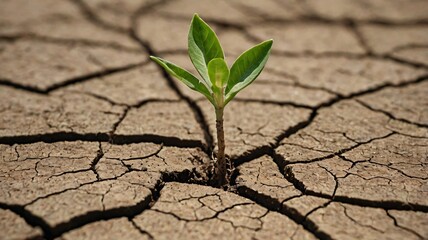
[0,0,427,239]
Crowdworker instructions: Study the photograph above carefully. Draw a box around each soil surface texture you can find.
[0,0,427,239]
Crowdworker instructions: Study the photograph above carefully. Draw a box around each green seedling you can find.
[150,14,273,186]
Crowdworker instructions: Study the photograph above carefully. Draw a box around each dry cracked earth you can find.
[1,0,428,239]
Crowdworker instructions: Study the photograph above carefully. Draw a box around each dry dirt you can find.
[0,0,427,239]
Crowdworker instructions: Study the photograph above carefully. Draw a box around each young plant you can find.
[150,14,273,186]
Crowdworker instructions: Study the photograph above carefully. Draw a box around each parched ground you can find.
[1,0,428,239]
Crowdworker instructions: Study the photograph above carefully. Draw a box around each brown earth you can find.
[0,0,427,239]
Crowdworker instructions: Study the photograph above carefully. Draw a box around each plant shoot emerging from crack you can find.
[150,14,273,186]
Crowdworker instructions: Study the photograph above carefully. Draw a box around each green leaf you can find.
[150,56,214,104]
[225,39,273,105]
[188,14,224,88]
[208,58,229,90]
